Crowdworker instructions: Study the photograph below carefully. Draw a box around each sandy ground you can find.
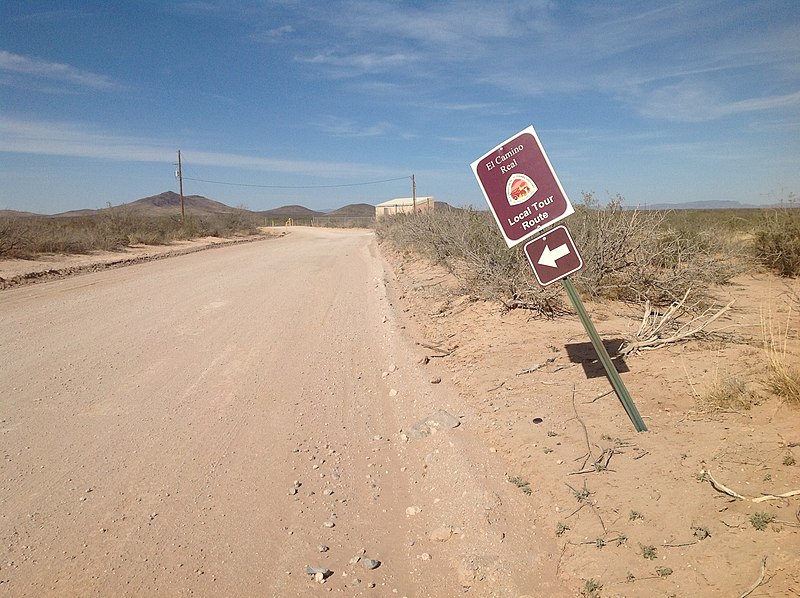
[1,228,566,597]
[1,227,798,597]
[382,243,800,597]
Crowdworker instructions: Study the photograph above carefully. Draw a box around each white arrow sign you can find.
[538,243,571,268]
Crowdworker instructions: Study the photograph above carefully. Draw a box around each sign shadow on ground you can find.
[564,339,630,379]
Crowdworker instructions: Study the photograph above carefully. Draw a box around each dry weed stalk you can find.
[761,299,800,403]
[620,289,734,355]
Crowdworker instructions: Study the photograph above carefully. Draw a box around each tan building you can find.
[375,196,435,219]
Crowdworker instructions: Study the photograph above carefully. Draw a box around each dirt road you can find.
[1,228,566,597]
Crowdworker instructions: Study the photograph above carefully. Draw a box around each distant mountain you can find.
[434,201,462,212]
[0,209,40,218]
[325,203,375,217]
[125,191,239,215]
[257,205,325,219]
[5,192,409,220]
[50,191,239,218]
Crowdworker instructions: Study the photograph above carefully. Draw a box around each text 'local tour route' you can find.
[471,125,574,247]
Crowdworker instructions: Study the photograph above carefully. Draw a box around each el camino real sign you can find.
[470,125,574,247]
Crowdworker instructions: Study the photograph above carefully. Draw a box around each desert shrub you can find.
[0,210,263,259]
[571,193,741,304]
[753,202,800,277]
[377,195,742,314]
[0,218,31,257]
[376,208,564,315]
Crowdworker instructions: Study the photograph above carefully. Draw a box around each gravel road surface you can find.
[1,228,565,597]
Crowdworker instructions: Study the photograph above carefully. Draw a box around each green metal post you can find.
[561,276,647,432]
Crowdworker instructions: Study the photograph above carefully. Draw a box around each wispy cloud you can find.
[315,116,394,137]
[0,117,401,178]
[0,50,120,91]
[296,50,416,77]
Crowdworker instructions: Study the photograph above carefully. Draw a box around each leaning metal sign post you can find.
[471,125,647,432]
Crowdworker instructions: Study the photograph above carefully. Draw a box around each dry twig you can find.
[738,556,769,598]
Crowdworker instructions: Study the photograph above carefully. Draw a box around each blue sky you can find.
[1,1,799,214]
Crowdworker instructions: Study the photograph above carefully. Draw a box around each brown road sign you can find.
[471,125,574,247]
[524,225,583,287]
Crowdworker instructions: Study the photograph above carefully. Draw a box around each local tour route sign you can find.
[524,225,583,287]
[471,125,574,247]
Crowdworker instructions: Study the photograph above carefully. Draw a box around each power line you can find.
[181,174,412,189]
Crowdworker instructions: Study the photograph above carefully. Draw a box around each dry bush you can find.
[0,210,263,259]
[753,201,800,277]
[377,196,742,315]
[700,374,761,412]
[376,209,564,315]
[571,193,741,305]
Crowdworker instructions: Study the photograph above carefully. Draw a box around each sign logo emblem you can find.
[506,174,537,206]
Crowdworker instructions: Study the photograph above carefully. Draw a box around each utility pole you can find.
[412,174,416,213]
[177,150,185,223]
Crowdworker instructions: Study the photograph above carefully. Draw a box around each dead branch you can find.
[702,468,746,500]
[738,556,769,598]
[702,468,800,503]
[620,290,735,355]
[752,490,800,503]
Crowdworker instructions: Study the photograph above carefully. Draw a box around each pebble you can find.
[318,545,329,553]
[305,566,333,581]
[420,553,431,561]
[430,526,453,542]
[323,489,334,497]
[429,377,442,384]
[349,555,361,565]
[362,559,381,570]
[323,521,335,528]
[406,506,421,516]
[288,488,297,495]
[389,389,398,397]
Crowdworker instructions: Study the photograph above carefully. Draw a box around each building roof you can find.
[375,196,434,208]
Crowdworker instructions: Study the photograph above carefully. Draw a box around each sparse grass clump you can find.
[582,578,602,597]
[761,301,800,404]
[655,567,673,578]
[701,375,760,411]
[508,476,532,495]
[640,544,657,560]
[750,512,775,531]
